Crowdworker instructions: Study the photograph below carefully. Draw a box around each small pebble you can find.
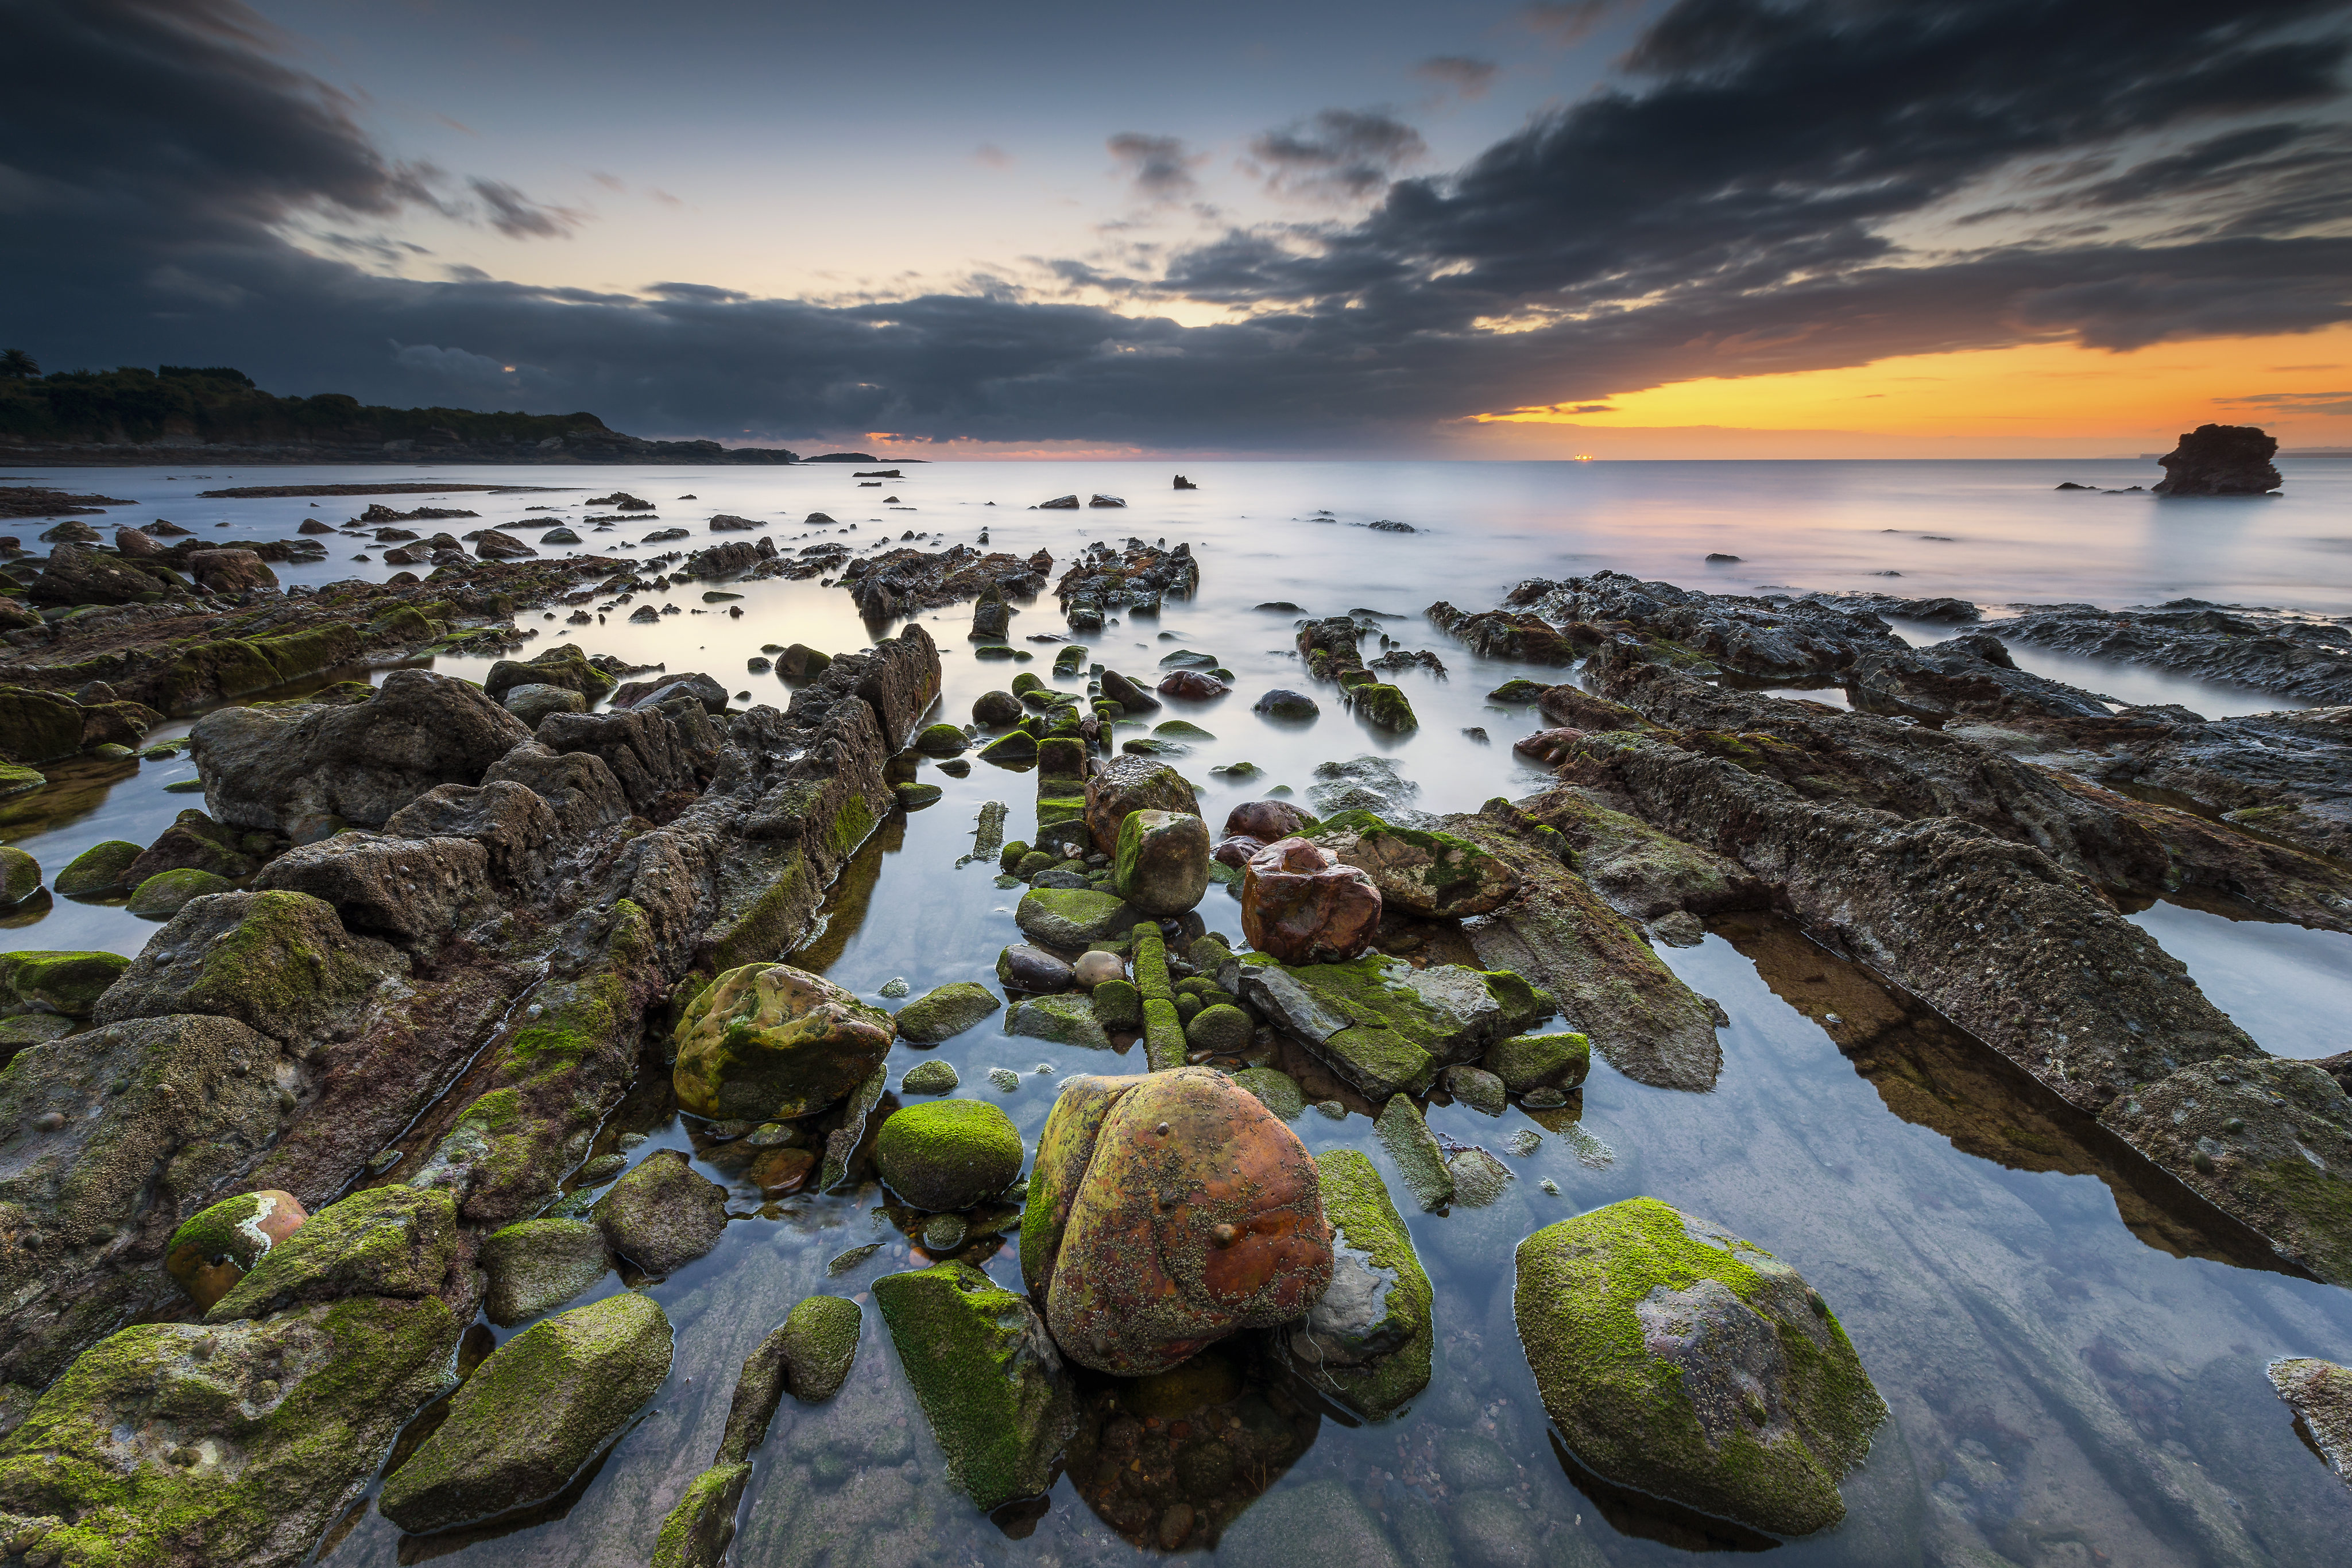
[879,977,910,998]
[1539,1178,1561,1195]
[1313,1099,1347,1120]
[988,1067,1022,1093]
[1506,1128,1543,1157]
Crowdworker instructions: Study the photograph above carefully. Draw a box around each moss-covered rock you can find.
[1114,808,1211,916]
[1374,1095,1453,1211]
[1185,1002,1254,1057]
[591,1149,729,1277]
[902,1058,961,1094]
[0,686,86,765]
[777,1293,863,1403]
[0,1296,460,1568]
[1514,1197,1887,1536]
[1487,678,1552,703]
[1083,754,1199,854]
[1007,991,1113,1049]
[479,1218,610,1326]
[651,1461,751,1568]
[0,948,131,1017]
[92,889,397,1047]
[127,866,236,917]
[979,729,1038,765]
[1351,683,1418,732]
[893,980,999,1043]
[913,722,969,757]
[1015,886,1146,948]
[0,846,40,908]
[0,761,45,796]
[671,961,896,1121]
[1232,1066,1304,1121]
[1443,1064,1509,1116]
[1484,1030,1592,1095]
[973,689,1024,726]
[875,1099,1024,1211]
[1231,953,1556,1099]
[208,1185,458,1321]
[485,642,618,704]
[378,1290,675,1534]
[163,1189,308,1311]
[1278,1149,1432,1420]
[1306,809,1521,917]
[1090,977,1141,1030]
[54,839,141,897]
[872,1261,1078,1510]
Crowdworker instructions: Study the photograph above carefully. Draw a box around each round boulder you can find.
[1084,754,1200,855]
[1240,838,1381,965]
[1158,670,1230,700]
[127,866,234,918]
[1114,809,1210,917]
[914,722,969,757]
[875,1099,1025,1211]
[0,846,41,907]
[502,682,587,729]
[1225,800,1316,841]
[672,962,896,1122]
[1071,950,1125,989]
[1253,690,1320,721]
[972,690,1024,726]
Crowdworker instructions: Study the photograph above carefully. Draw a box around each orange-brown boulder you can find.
[1240,837,1381,964]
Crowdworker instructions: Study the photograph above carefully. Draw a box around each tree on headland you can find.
[0,350,37,380]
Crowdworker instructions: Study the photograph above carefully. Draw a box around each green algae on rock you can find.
[892,980,999,1044]
[913,722,970,757]
[1305,809,1521,917]
[479,1218,612,1326]
[0,846,40,908]
[776,1292,864,1404]
[671,961,896,1121]
[875,1099,1025,1211]
[1484,1029,1592,1095]
[0,1295,460,1568]
[1232,1066,1305,1121]
[593,1149,730,1276]
[1350,682,1418,733]
[1186,1001,1254,1056]
[163,1188,309,1311]
[378,1289,675,1535]
[651,1460,752,1568]
[901,1058,961,1094]
[0,761,45,797]
[207,1184,458,1321]
[1514,1197,1886,1537]
[872,1261,1079,1510]
[1276,1149,1432,1421]
[1014,886,1146,948]
[1374,1095,1453,1211]
[92,888,399,1047]
[54,838,140,897]
[0,947,130,1017]
[127,866,237,917]
[1007,990,1113,1049]
[1229,950,1554,1099]
[1113,807,1211,916]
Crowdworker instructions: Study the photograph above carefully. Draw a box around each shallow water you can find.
[9,458,2352,1566]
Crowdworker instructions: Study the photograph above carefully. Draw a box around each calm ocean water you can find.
[8,456,2352,1566]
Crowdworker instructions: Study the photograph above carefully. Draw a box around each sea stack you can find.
[2153,423,2281,496]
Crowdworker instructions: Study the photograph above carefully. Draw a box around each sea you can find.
[6,455,2352,1566]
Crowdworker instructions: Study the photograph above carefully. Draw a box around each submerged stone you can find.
[1231,952,1554,1099]
[593,1149,730,1276]
[1514,1197,1887,1536]
[481,1218,611,1326]
[894,980,1000,1043]
[1114,807,1211,916]
[1007,990,1113,1048]
[1374,1095,1453,1211]
[1278,1149,1432,1420]
[1015,887,1146,948]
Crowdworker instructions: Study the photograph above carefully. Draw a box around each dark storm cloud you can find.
[1248,110,1428,200]
[5,0,2350,451]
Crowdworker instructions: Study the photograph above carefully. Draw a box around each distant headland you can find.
[0,358,810,467]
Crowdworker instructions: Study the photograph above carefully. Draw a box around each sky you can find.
[4,0,2350,458]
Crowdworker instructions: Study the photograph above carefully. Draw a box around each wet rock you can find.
[1232,1065,1303,1120]
[893,980,999,1043]
[191,669,532,837]
[185,548,278,595]
[207,1184,458,1321]
[1159,669,1230,700]
[382,780,559,886]
[251,832,491,946]
[1277,1148,1432,1420]
[484,644,621,708]
[0,1296,461,1568]
[501,681,586,727]
[126,866,233,916]
[163,1189,309,1312]
[1483,1031,1591,1095]
[997,943,1076,992]
[873,1261,1079,1508]
[652,1462,751,1568]
[378,1290,674,1534]
[1217,1477,1406,1568]
[1509,784,1765,921]
[1306,754,1418,819]
[776,642,831,680]
[1514,1197,1886,1536]
[1254,689,1320,720]
[2266,1357,2352,1489]
[876,1099,1024,1211]
[0,686,86,765]
[2096,1057,2352,1285]
[1225,799,1318,841]
[672,962,896,1121]
[613,671,729,714]
[2155,423,2281,496]
[1351,682,1418,732]
[1092,978,1142,1030]
[1445,1064,1508,1115]
[1025,1067,1333,1375]
[913,721,968,757]
[122,807,256,885]
[1306,809,1520,917]
[52,838,140,896]
[1230,953,1549,1098]
[1240,838,1382,964]
[94,889,400,1046]
[592,1149,730,1276]
[1186,1002,1252,1055]
[1374,1095,1452,1210]
[479,1218,610,1326]
[1084,754,1199,853]
[32,543,163,606]
[902,1059,960,1094]
[1115,808,1210,916]
[1100,668,1160,711]
[1015,887,1146,948]
[1007,991,1113,1048]
[0,847,38,909]
[1425,602,1578,664]
[1072,950,1125,988]
[973,689,1023,726]
[1446,1147,1512,1207]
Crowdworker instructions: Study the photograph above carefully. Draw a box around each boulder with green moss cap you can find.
[671,961,896,1121]
[1083,754,1199,853]
[875,1099,1025,1211]
[54,839,140,897]
[593,1149,729,1276]
[1232,1066,1303,1120]
[902,1058,960,1094]
[1484,1030,1591,1095]
[207,1184,458,1321]
[163,1189,310,1311]
[1114,808,1211,916]
[893,980,999,1043]
[652,1461,752,1568]
[0,948,130,1018]
[0,847,39,908]
[378,1289,675,1534]
[1014,886,1146,948]
[1514,1197,1886,1536]
[127,866,237,918]
[1007,991,1112,1049]
[1350,683,1418,732]
[1229,951,1554,1099]
[1276,1149,1432,1420]
[872,1261,1078,1509]
[485,641,619,704]
[1374,1095,1453,1211]
[92,889,402,1047]
[713,1292,864,1477]
[1305,809,1521,917]
[480,1218,611,1325]
[913,722,969,757]
[0,1295,461,1568]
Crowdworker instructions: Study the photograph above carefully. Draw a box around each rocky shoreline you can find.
[0,530,2347,1563]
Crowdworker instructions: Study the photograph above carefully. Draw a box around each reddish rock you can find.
[1157,671,1230,700]
[1240,838,1381,964]
[1213,834,1264,869]
[1514,727,1584,766]
[1030,1068,1332,1375]
[1225,800,1316,841]
[185,549,278,595]
[113,526,162,558]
